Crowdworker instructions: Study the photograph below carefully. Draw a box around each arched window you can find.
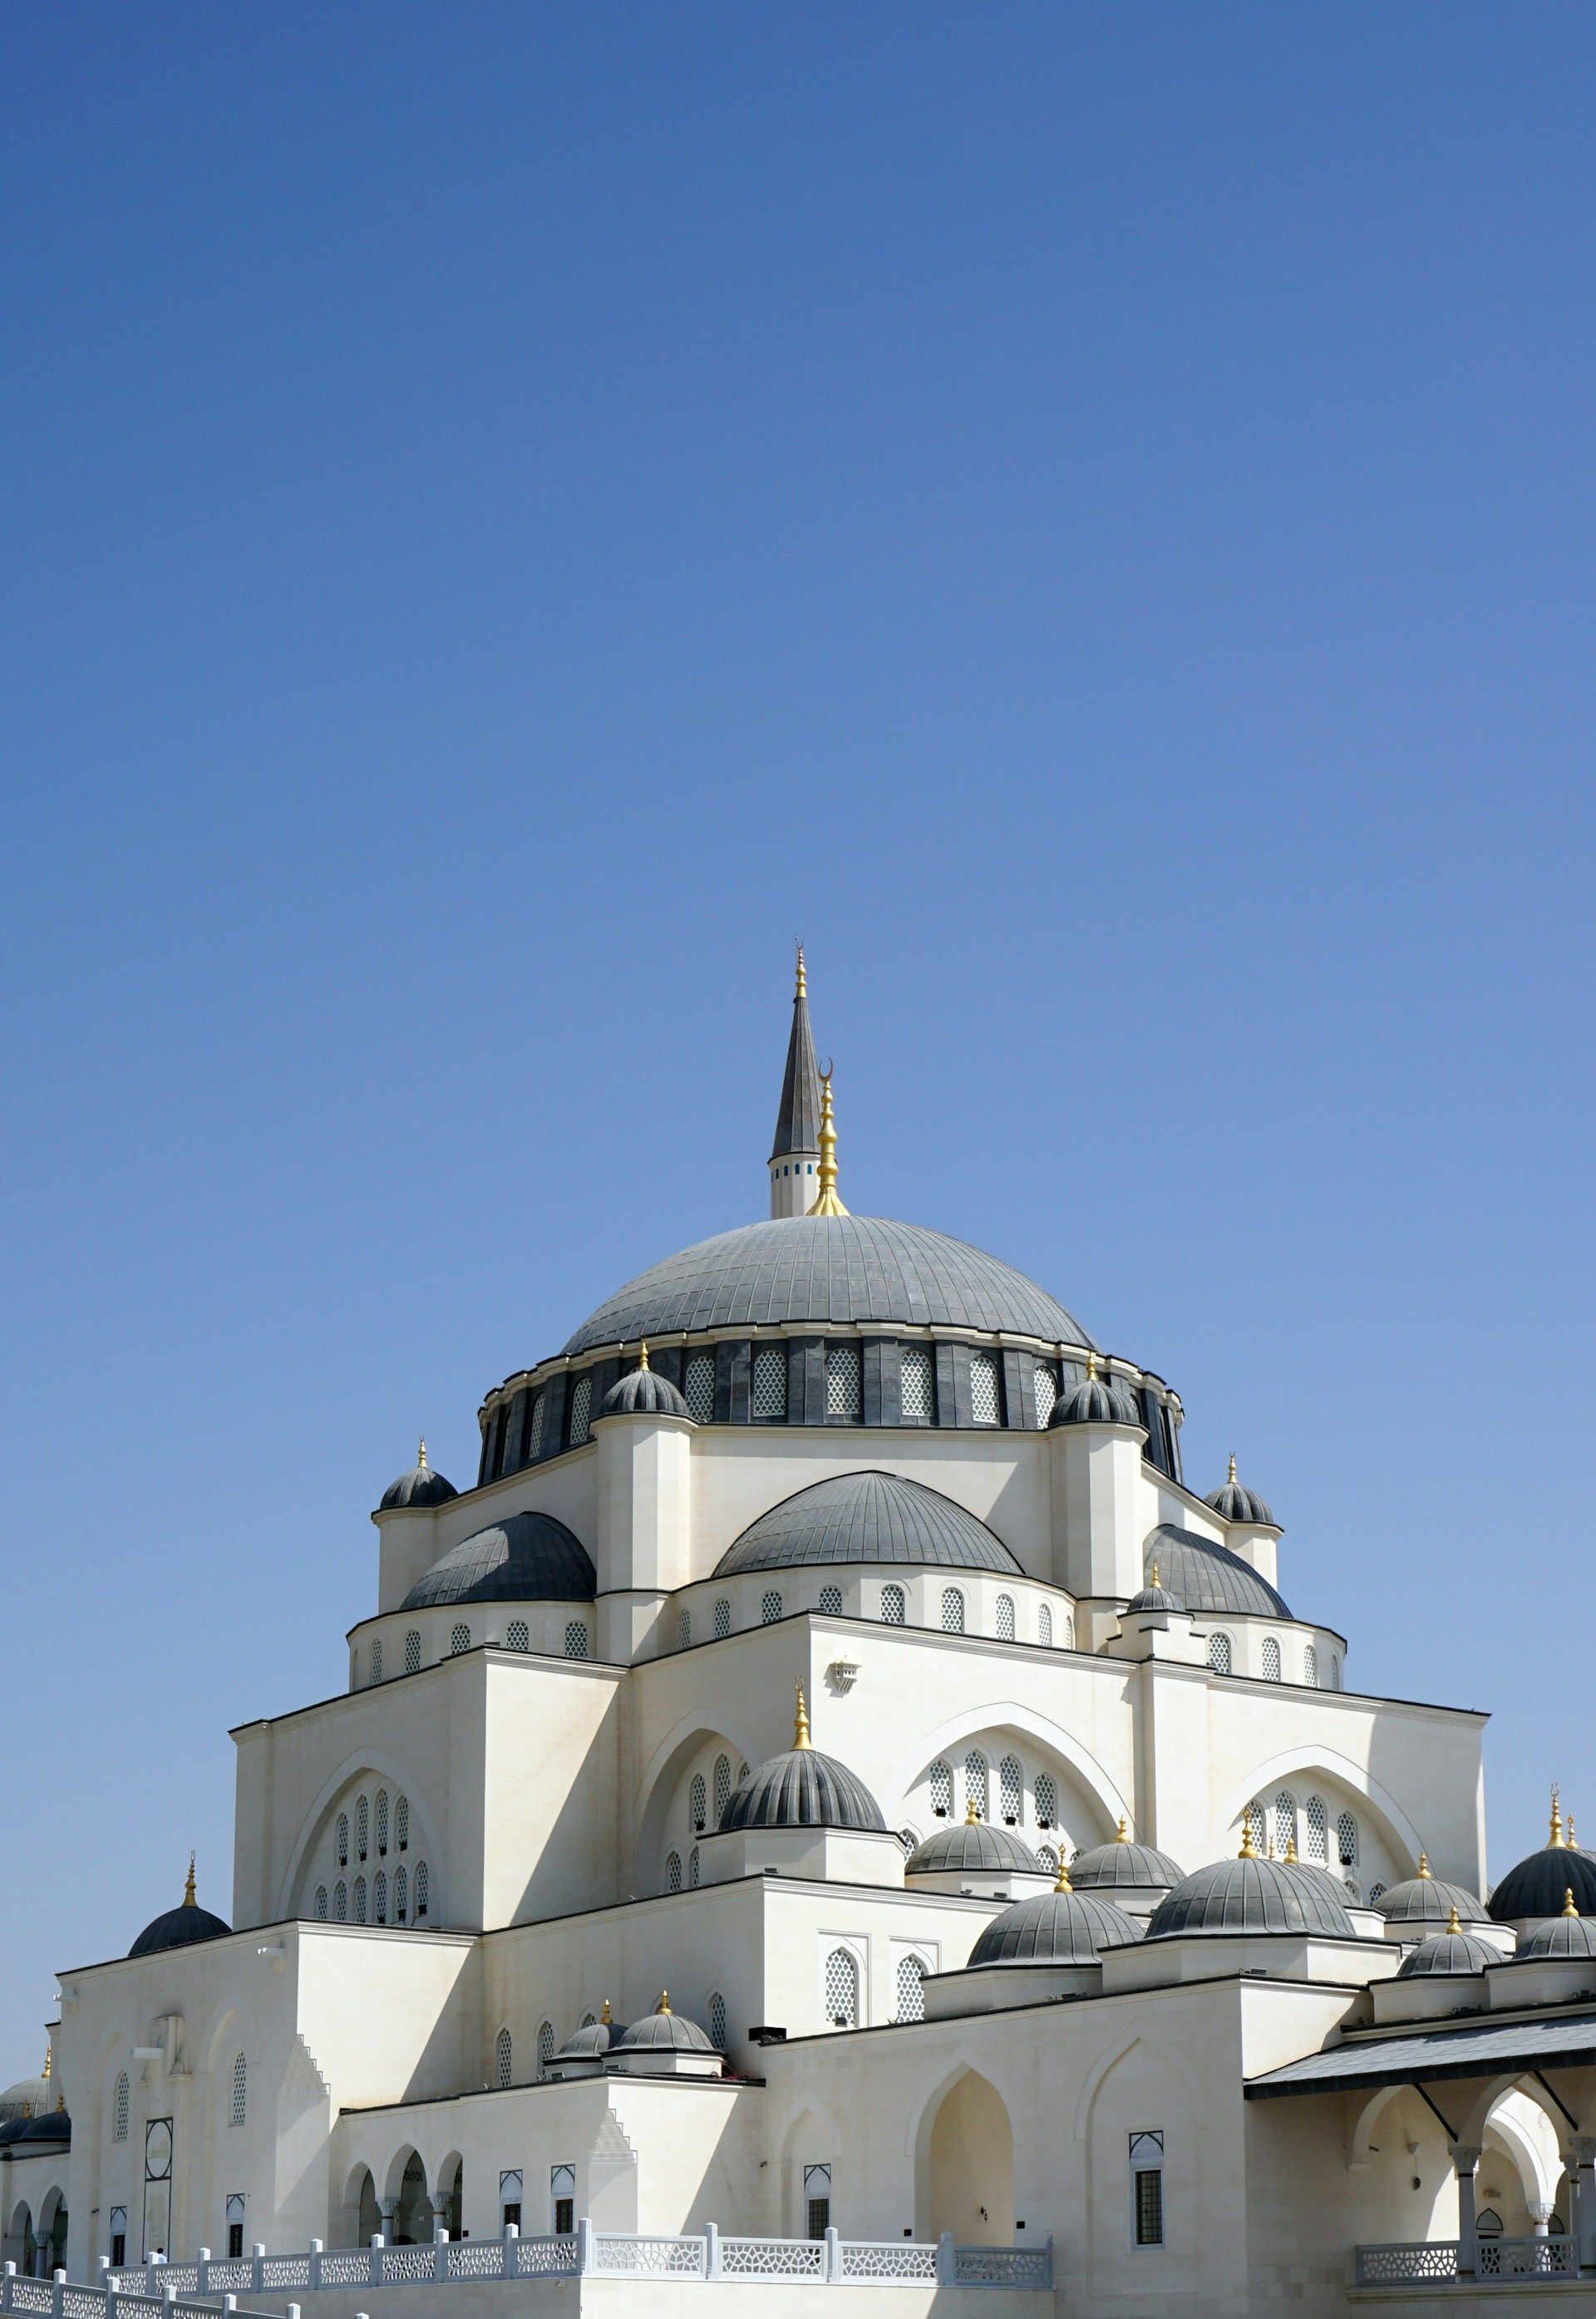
[337,1811,349,1867]
[678,1609,692,1649]
[1305,1795,1328,1864]
[880,1583,906,1625]
[964,1751,988,1817]
[825,1342,861,1420]
[712,1598,731,1638]
[357,1795,369,1860]
[819,1583,843,1615]
[1032,1365,1057,1427]
[1329,1655,1342,1691]
[752,1347,787,1419]
[1037,1603,1052,1647]
[761,1590,783,1624]
[404,1629,421,1673]
[1244,1800,1267,1852]
[314,1884,328,1921]
[1337,1811,1359,1868]
[689,1847,701,1888]
[969,1352,1000,1425]
[666,1851,682,1893]
[370,1638,382,1683]
[528,1390,546,1460]
[374,1871,387,1925]
[113,2072,129,2143]
[1062,1610,1075,1647]
[451,1623,471,1656]
[684,1355,716,1425]
[899,1346,933,1420]
[995,1593,1015,1642]
[1034,1773,1057,1829]
[353,1875,367,1923]
[894,1954,926,2022]
[707,1992,727,2051]
[568,1376,593,1447]
[335,1880,347,1922]
[929,1760,953,1817]
[998,1755,1022,1824]
[396,1795,409,1852]
[690,1775,707,1832]
[414,1859,429,1919]
[394,1865,407,1923]
[564,1621,589,1659]
[230,2055,247,2127]
[1262,1635,1282,1682]
[941,1587,965,1634]
[1303,1643,1319,1687]
[1475,2209,1504,2239]
[1208,1631,1233,1675]
[1273,1791,1297,1854]
[1036,1844,1059,1873]
[537,2021,554,2080]
[825,1947,860,2028]
[505,1619,529,1652]
[714,1755,732,1823]
[495,2029,512,2090]
[376,1792,389,1855]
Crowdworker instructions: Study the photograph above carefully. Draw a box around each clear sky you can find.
[2,5,1593,2078]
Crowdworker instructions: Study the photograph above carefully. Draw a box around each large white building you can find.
[6,958,1596,2316]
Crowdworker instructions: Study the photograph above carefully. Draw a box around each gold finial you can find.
[1417,1853,1431,1880]
[40,2047,50,2081]
[184,1852,197,1908]
[794,1681,811,1750]
[1446,1905,1462,1935]
[601,1997,613,2023]
[795,943,807,999]
[1228,1453,1237,1484]
[807,1067,847,1217]
[966,1796,981,1824]
[19,2102,30,2120]
[1239,1819,1258,1860]
[1564,1887,1579,1918]
[1149,1560,1161,1589]
[417,1437,428,1471]
[1549,1785,1565,1849]
[1283,1833,1298,1864]
[638,1341,650,1371]
[1569,1811,1579,1849]
[656,1990,671,2015]
[1054,1855,1073,1893]
[1116,1816,1129,1843]
[55,2094,64,2114]
[1086,1352,1098,1382]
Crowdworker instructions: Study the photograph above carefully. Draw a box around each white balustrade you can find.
[1355,2236,1586,2286]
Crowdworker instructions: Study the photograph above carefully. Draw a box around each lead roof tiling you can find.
[714,1468,1024,1578]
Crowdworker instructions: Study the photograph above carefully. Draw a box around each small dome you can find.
[1204,1457,1275,1528]
[715,1470,1022,1580]
[10,2108,71,2146]
[1049,1356,1143,1430]
[1067,1826,1185,1893]
[617,1996,715,2053]
[1143,1525,1292,1621]
[1378,1857,1488,1929]
[1488,1802,1596,1923]
[720,1690,886,1834]
[1125,1558,1184,1615]
[907,1812,1042,1879]
[1397,1921,1498,1978]
[556,2008,629,2058]
[0,2073,51,2123]
[131,1860,230,1959]
[600,1350,692,1421]
[968,1878,1143,1967]
[1147,1849,1357,1940]
[379,1440,458,1512]
[401,1512,596,1610]
[1512,1900,1596,1962]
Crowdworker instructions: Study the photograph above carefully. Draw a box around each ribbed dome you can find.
[1050,1361,1142,1429]
[1147,1854,1357,1939]
[720,1731,886,1835]
[1512,1908,1596,1962]
[562,1216,1096,1357]
[401,1513,596,1610]
[556,2012,629,2057]
[1143,1526,1291,1621]
[1378,1862,1488,1929]
[1125,1579,1184,1614]
[1204,1460,1275,1527]
[1067,1833,1185,1893]
[906,1819,1042,1878]
[131,1866,230,1959]
[968,1884,1143,1967]
[0,2110,70,2147]
[715,1470,1022,1579]
[1397,1927,1498,1977]
[379,1442,458,1512]
[1488,1833,1596,1924]
[618,2001,715,2053]
[600,1358,692,1420]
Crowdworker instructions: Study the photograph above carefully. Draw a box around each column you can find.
[1528,2198,1553,2240]
[377,2201,397,2245]
[1570,2139,1596,2273]
[1449,2144,1481,2276]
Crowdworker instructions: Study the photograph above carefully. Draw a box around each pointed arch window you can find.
[1261,1635,1282,1682]
[335,1880,347,1922]
[998,1754,1022,1824]
[1036,1843,1059,1873]
[1273,1791,1297,1854]
[537,2021,554,2079]
[690,1774,707,1833]
[414,1859,429,1919]
[894,1954,926,2022]
[337,1812,349,1868]
[1336,1811,1359,1868]
[1032,1364,1057,1427]
[313,1885,328,1921]
[568,1376,593,1448]
[1244,1800,1267,1852]
[374,1871,387,1925]
[376,1791,389,1855]
[1034,1773,1057,1829]
[495,2029,513,2090]
[963,1752,988,1818]
[824,1947,860,2029]
[1062,1610,1075,1647]
[1305,1795,1328,1864]
[113,2072,129,2143]
[370,1639,382,1683]
[353,1875,367,1923]
[528,1390,546,1460]
[689,1846,701,1887]
[678,1609,692,1649]
[1037,1603,1052,1647]
[929,1760,953,1817]
[666,1851,682,1893]
[713,1754,732,1824]
[707,1992,727,2051]
[357,1795,369,1860]
[1303,1643,1319,1687]
[230,2055,247,2127]
[394,1865,407,1923]
[396,1795,409,1852]
[880,1583,905,1625]
[995,1593,1015,1642]
[941,1588,965,1634]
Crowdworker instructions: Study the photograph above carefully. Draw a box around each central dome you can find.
[562,1215,1096,1358]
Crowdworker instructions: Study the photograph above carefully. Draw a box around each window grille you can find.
[684,1355,716,1425]
[113,2073,129,2143]
[1035,1773,1057,1829]
[1130,2132,1165,2247]
[824,1947,860,2028]
[394,1866,407,1923]
[1062,1611,1075,1647]
[999,1754,1022,1824]
[376,1791,389,1854]
[1303,1642,1318,1686]
[1036,1844,1059,1873]
[929,1759,953,1817]
[1273,1791,1296,1854]
[739,1761,749,1781]
[825,1342,861,1420]
[899,1345,933,1419]
[894,1953,926,2022]
[689,1846,700,1887]
[679,1609,692,1649]
[396,1795,408,1851]
[568,1376,593,1447]
[314,1885,328,1921]
[761,1589,783,1624]
[230,2055,247,2127]
[354,1875,367,1923]
[1329,1655,1342,1691]
[1261,1635,1282,1681]
[964,1751,988,1817]
[1362,1879,1381,1903]
[357,1795,369,1859]
[335,1881,347,1922]
[537,2021,554,2079]
[370,1638,382,1683]
[505,1617,530,1652]
[995,1593,1015,1642]
[495,2029,512,2090]
[404,1629,421,1674]
[707,1992,727,2050]
[712,1597,731,1638]
[1305,1795,1328,1864]
[714,1754,732,1822]
[819,1583,843,1615]
[1037,1603,1052,1647]
[414,1859,429,1918]
[752,1347,787,1418]
[1337,1811,1358,1867]
[564,1621,589,1658]
[373,1871,387,1925]
[528,1390,546,1460]
[690,1774,707,1832]
[1032,1362,1057,1426]
[337,1812,349,1867]
[1208,1632,1233,1675]
[451,1623,470,1656]
[1244,1800,1266,1852]
[667,1851,682,1893]
[969,1352,1000,1425]
[941,1587,965,1633]
[880,1583,906,1625]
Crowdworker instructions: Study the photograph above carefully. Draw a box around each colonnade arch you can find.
[914,2067,1014,2246]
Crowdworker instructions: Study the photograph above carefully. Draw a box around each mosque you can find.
[3,957,1595,2316]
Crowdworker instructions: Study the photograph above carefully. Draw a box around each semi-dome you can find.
[562,1215,1097,1358]
[617,1997,715,2054]
[401,1512,596,1610]
[715,1469,1022,1580]
[1204,1457,1274,1528]
[1378,1858,1488,1930]
[968,1878,1143,1967]
[599,1349,692,1420]
[1143,1525,1291,1621]
[719,1692,886,1833]
[906,1813,1042,1879]
[131,1862,230,1959]
[1511,1902,1596,1962]
[379,1440,458,1512]
[1067,1826,1185,1893]
[1050,1354,1142,1429]
[1397,1915,1498,1977]
[1487,1801,1596,1923]
[1147,1849,1357,1940]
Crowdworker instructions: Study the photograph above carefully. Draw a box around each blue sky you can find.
[2,5,1593,2075]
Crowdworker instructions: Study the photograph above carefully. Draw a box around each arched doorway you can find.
[393,2153,432,2244]
[437,2156,464,2241]
[7,2205,34,2276]
[37,2194,67,2277]
[924,2070,1013,2245]
[342,2168,379,2248]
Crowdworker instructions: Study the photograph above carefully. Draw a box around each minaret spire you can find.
[768,945,823,1218]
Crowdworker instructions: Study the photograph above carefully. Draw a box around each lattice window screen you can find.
[713,1598,731,1638]
[1262,1636,1282,1681]
[1037,1603,1052,1647]
[819,1584,843,1615]
[404,1629,421,1673]
[996,1593,1015,1642]
[825,1342,861,1419]
[714,1755,732,1821]
[1337,1811,1359,1866]
[964,1753,988,1816]
[1032,1364,1057,1427]
[495,2029,512,2090]
[114,2074,129,2142]
[825,1947,859,2027]
[969,1353,1000,1425]
[880,1583,905,1624]
[899,1347,933,1419]
[999,1755,1022,1824]
[761,1590,783,1624]
[690,1775,707,1831]
[684,1356,716,1425]
[505,1618,530,1652]
[941,1588,965,1634]
[1305,1795,1328,1863]
[1208,1632,1233,1675]
[451,1624,470,1656]
[1035,1773,1057,1829]
[707,1992,727,2050]
[230,2055,246,2126]
[894,1955,926,2022]
[752,1347,788,1418]
[666,1852,682,1893]
[564,1621,589,1659]
[929,1760,953,1815]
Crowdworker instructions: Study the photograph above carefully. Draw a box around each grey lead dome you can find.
[562,1214,1097,1358]
[402,1513,597,1609]
[906,1820,1041,1878]
[720,1746,887,1834]
[1147,1855,1357,1940]
[600,1362,692,1420]
[1143,1525,1292,1622]
[968,1886,1143,1967]
[715,1469,1022,1579]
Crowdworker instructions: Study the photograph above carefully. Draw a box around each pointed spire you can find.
[638,1341,651,1371]
[1417,1853,1431,1880]
[1150,1560,1161,1589]
[1569,1811,1579,1849]
[1550,1785,1566,1849]
[1239,1819,1258,1860]
[1228,1453,1237,1484]
[656,1990,672,2016]
[1283,1833,1298,1864]
[770,947,822,1169]
[601,1997,613,2024]
[1086,1352,1099,1383]
[185,1852,197,1908]
[965,1796,981,1824]
[41,2047,50,2082]
[1054,1855,1073,1893]
[794,1681,811,1751]
[1446,1905,1462,1935]
[416,1438,429,1472]
[1564,1887,1579,1918]
[807,1068,848,1217]
[1115,1815,1129,1842]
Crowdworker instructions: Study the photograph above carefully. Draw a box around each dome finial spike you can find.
[638,1340,650,1371]
[966,1795,981,1825]
[601,1997,613,2023]
[185,1852,197,1908]
[1228,1452,1237,1484]
[1446,1904,1462,1935]
[1564,1886,1579,1918]
[794,1681,811,1750]
[656,1989,671,2015]
[1054,1854,1073,1893]
[1150,1559,1160,1590]
[807,1065,848,1217]
[1417,1852,1431,1879]
[1086,1351,1098,1383]
[795,941,806,999]
[1569,1810,1579,1849]
[1550,1783,1565,1849]
[417,1437,428,1470]
[1115,1815,1129,1843]
[1239,1819,1258,1859]
[1283,1832,1298,1864]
